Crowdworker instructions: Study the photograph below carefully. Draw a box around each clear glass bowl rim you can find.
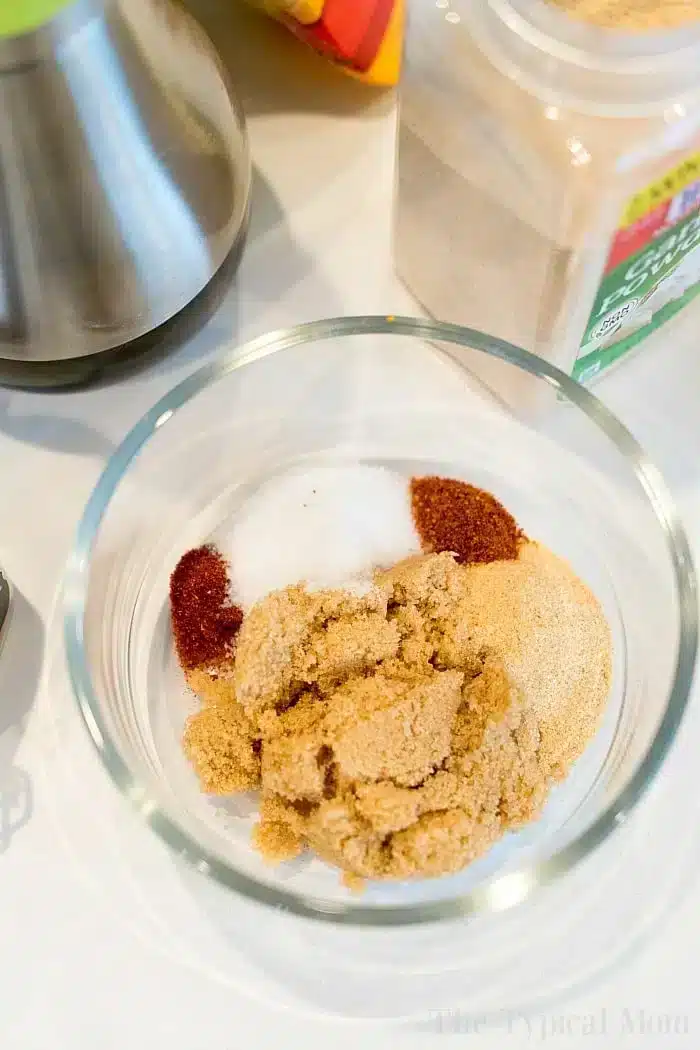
[64,314,698,925]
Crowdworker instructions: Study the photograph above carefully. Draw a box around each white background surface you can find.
[2,4,700,1048]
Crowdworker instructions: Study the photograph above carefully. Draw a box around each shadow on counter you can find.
[0,587,44,854]
[0,159,325,399]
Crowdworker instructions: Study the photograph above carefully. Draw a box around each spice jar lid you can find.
[546,0,700,32]
[0,0,73,38]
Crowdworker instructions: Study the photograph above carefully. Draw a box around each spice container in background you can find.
[242,0,404,85]
[395,0,700,406]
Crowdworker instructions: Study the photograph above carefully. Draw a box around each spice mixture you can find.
[411,476,523,564]
[172,473,612,886]
[219,465,420,609]
[170,545,243,671]
[547,0,700,29]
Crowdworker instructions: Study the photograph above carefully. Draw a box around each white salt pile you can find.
[219,464,420,609]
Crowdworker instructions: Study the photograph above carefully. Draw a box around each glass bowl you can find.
[64,316,697,925]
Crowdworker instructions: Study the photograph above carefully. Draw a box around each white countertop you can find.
[2,5,700,1048]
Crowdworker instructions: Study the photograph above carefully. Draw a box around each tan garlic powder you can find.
[548,0,700,30]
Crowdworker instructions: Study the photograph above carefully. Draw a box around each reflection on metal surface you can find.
[0,0,251,376]
[0,570,10,644]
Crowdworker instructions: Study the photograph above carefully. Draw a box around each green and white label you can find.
[574,153,700,383]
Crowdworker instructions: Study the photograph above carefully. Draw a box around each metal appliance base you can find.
[0,0,251,380]
[0,221,247,389]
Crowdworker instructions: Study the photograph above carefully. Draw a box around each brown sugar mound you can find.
[183,701,260,794]
[324,670,464,788]
[260,693,329,802]
[252,794,307,862]
[179,545,611,884]
[232,584,396,719]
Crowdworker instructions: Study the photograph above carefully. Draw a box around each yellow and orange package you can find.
[245,0,403,86]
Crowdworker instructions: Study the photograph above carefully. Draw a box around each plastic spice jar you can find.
[395,0,700,402]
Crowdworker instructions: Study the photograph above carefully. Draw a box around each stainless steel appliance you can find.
[0,569,10,652]
[0,0,251,386]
